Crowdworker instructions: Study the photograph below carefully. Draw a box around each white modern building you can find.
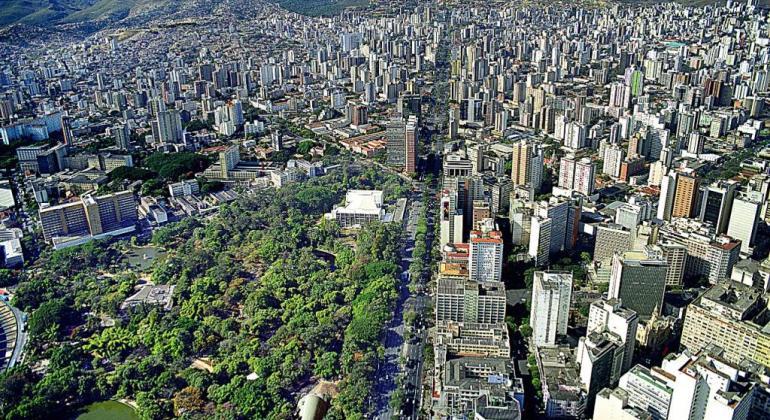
[468,230,504,283]
[530,271,573,347]
[328,190,385,228]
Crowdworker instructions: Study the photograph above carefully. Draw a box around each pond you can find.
[75,401,138,420]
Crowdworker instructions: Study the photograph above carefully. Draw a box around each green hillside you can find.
[0,0,139,27]
[277,0,369,16]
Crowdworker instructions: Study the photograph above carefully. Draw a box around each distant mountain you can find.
[276,0,369,16]
[0,0,133,26]
[0,0,360,27]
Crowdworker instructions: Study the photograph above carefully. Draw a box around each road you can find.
[371,186,422,419]
[371,180,436,420]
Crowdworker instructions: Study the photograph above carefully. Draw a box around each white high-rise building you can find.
[603,144,625,178]
[530,271,573,347]
[587,298,639,374]
[468,230,504,283]
[529,216,552,267]
[727,192,762,255]
[656,171,677,221]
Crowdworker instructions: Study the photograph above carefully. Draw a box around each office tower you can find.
[468,230,503,283]
[540,198,569,255]
[435,277,506,324]
[671,171,699,218]
[112,123,131,151]
[594,224,633,267]
[386,117,406,166]
[61,115,75,146]
[699,181,737,234]
[681,281,770,369]
[39,191,138,246]
[404,115,418,175]
[608,251,667,320]
[156,109,183,143]
[529,216,552,267]
[727,192,762,255]
[530,271,573,347]
[657,171,677,221]
[587,298,639,374]
[440,189,464,248]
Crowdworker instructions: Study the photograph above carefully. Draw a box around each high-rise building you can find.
[577,331,627,412]
[727,192,762,255]
[435,277,506,324]
[112,123,131,151]
[559,156,596,196]
[61,115,75,146]
[155,109,183,143]
[530,271,573,347]
[681,280,770,369]
[657,171,678,221]
[511,139,544,192]
[39,190,138,248]
[654,243,687,287]
[659,219,741,284]
[699,181,738,234]
[596,346,769,420]
[405,115,418,175]
[468,230,503,283]
[671,172,699,218]
[440,189,464,248]
[529,215,552,267]
[594,224,633,267]
[386,117,406,166]
[603,144,625,178]
[608,251,668,320]
[587,298,639,374]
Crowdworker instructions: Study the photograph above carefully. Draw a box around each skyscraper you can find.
[530,271,573,347]
[594,224,633,267]
[405,115,418,175]
[559,156,596,196]
[386,117,406,166]
[156,109,183,143]
[112,123,131,151]
[608,251,668,320]
[511,139,543,192]
[699,181,737,234]
[671,172,699,218]
[469,230,504,283]
[727,192,762,255]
